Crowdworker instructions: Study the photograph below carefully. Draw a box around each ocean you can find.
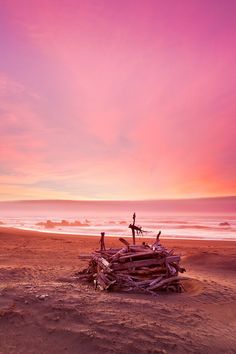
[1,205,236,241]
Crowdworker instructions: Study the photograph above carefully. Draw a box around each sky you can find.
[0,0,236,201]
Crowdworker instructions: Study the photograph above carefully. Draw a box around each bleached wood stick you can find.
[148,276,188,290]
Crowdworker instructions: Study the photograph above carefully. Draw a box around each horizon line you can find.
[0,195,236,203]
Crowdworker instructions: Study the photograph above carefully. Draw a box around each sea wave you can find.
[0,213,235,241]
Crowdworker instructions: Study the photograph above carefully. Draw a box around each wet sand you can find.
[0,226,236,353]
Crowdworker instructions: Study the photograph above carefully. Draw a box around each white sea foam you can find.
[1,212,236,241]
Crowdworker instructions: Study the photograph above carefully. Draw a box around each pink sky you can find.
[0,0,236,200]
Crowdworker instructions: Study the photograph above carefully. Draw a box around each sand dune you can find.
[0,226,236,353]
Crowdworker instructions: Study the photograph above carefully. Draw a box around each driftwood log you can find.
[77,234,186,295]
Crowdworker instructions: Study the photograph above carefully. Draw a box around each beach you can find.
[0,226,236,353]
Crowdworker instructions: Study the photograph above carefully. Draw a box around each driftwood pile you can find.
[78,233,186,295]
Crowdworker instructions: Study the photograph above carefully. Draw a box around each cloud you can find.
[1,1,236,200]
[0,73,49,188]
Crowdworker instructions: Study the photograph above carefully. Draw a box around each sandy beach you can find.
[0,226,236,353]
